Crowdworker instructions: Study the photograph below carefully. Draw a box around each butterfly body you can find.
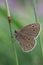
[14,23,40,52]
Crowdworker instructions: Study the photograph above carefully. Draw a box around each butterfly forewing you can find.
[19,23,40,38]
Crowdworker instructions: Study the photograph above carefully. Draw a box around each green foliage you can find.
[0,6,43,65]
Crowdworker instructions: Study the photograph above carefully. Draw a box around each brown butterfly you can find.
[14,22,40,52]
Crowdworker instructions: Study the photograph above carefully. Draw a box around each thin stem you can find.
[32,0,37,22]
[9,21,19,65]
[5,0,19,65]
[5,0,10,16]
[32,0,43,62]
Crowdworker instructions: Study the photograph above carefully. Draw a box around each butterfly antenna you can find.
[32,0,37,22]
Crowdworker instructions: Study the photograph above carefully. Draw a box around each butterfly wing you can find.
[19,23,40,38]
[16,33,35,51]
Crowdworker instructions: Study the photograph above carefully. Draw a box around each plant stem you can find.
[5,0,19,65]
[32,0,43,62]
[9,20,19,65]
[32,0,37,22]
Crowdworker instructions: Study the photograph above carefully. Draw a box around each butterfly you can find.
[14,22,40,52]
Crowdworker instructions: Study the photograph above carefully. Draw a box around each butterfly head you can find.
[14,30,18,33]
[14,30,20,40]
[14,30,18,37]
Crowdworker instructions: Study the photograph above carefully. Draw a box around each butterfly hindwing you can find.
[15,32,35,51]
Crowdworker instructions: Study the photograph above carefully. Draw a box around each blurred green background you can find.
[0,0,43,65]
